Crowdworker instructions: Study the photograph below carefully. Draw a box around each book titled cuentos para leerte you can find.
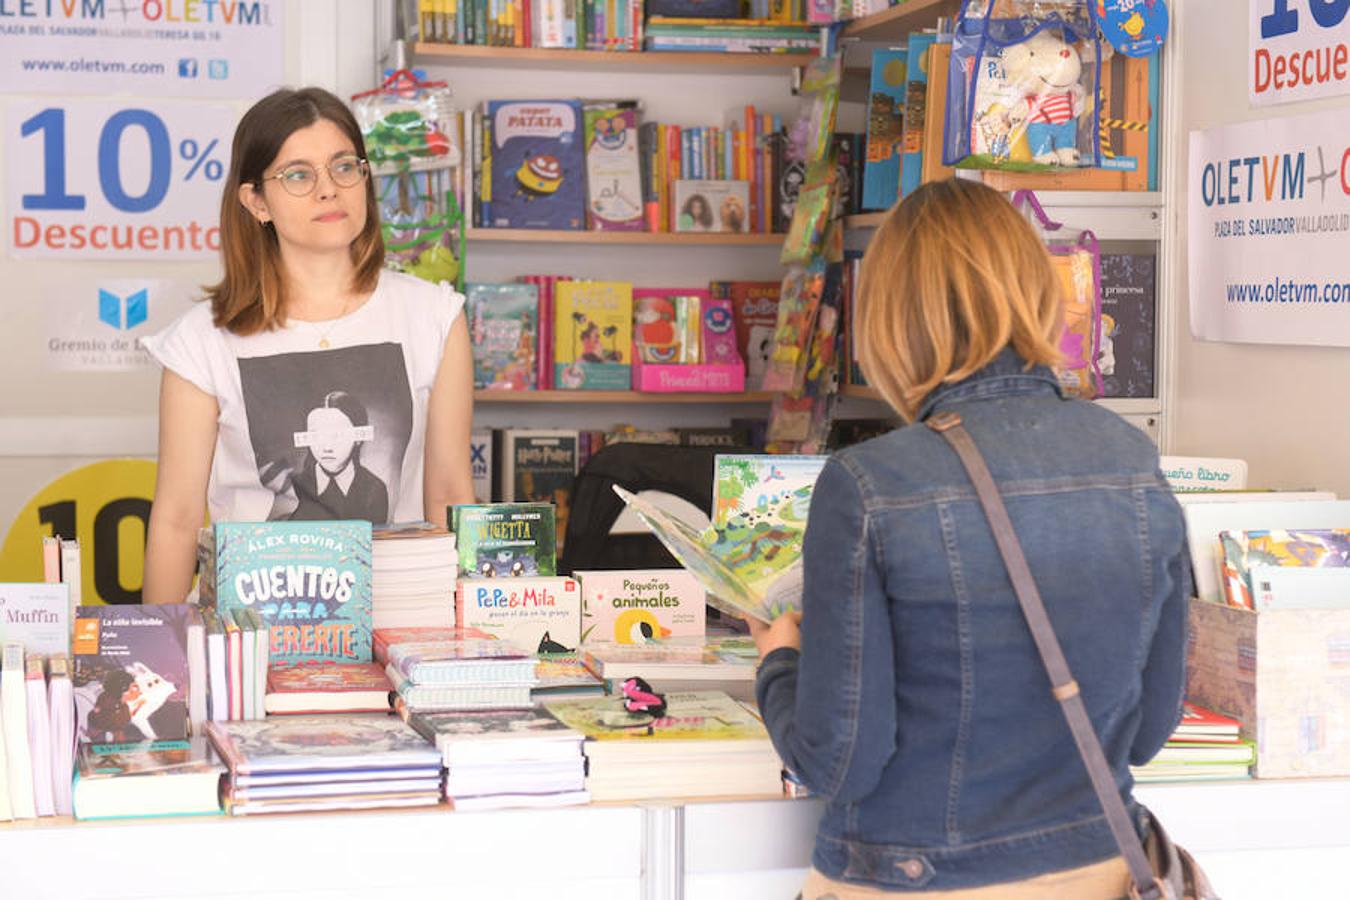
[198,522,373,664]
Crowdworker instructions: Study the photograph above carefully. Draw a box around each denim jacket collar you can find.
[916,347,1064,422]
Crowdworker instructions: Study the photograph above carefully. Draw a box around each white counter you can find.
[2,779,1347,899]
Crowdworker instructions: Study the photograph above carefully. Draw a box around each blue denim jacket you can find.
[756,349,1190,891]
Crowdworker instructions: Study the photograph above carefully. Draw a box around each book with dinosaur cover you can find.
[0,583,69,656]
[574,569,706,645]
[456,576,583,656]
[200,521,373,665]
[611,454,828,623]
[72,604,194,745]
[451,503,557,579]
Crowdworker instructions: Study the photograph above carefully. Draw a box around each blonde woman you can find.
[751,180,1189,897]
[141,87,475,604]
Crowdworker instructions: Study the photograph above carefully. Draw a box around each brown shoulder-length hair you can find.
[855,179,1063,422]
[208,87,384,335]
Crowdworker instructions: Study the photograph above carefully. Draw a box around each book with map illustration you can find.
[612,454,827,622]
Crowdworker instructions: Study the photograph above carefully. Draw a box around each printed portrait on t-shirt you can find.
[237,344,413,524]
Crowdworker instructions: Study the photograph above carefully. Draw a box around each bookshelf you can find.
[474,390,777,404]
[841,0,962,41]
[412,42,816,73]
[466,228,787,246]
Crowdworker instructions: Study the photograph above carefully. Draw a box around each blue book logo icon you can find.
[99,289,148,330]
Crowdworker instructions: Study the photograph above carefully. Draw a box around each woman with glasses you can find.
[141,87,475,604]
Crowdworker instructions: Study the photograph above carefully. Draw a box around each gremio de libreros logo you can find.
[98,287,148,330]
[43,279,178,372]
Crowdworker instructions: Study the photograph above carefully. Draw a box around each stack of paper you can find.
[373,523,458,629]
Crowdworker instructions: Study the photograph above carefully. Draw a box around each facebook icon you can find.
[178,58,198,78]
[99,288,148,330]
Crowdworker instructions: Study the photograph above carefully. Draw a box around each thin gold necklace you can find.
[300,295,354,349]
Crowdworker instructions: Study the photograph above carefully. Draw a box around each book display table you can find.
[2,778,1348,899]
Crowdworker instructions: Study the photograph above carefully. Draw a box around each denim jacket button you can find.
[897,859,925,880]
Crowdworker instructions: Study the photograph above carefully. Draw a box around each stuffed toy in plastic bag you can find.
[945,0,1103,172]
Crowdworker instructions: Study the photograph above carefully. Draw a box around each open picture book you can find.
[612,454,828,623]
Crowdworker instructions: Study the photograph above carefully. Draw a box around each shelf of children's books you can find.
[473,390,777,404]
[843,385,1160,417]
[840,0,962,41]
[412,42,817,73]
[845,192,1163,241]
[466,228,787,246]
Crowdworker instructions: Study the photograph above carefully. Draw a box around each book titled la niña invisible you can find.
[202,522,373,665]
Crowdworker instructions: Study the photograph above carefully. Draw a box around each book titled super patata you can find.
[201,522,373,665]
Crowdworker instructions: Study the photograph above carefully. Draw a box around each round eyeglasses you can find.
[262,154,369,197]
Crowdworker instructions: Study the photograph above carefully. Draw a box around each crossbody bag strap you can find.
[925,411,1166,900]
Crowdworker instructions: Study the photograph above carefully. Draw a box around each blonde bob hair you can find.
[207,87,384,336]
[855,179,1063,422]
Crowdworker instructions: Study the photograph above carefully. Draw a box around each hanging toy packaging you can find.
[351,70,465,290]
[944,0,1103,172]
[1012,190,1102,399]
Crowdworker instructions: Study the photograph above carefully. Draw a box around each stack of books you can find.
[531,655,606,703]
[372,523,458,630]
[379,629,538,713]
[408,707,588,811]
[73,739,224,820]
[207,715,444,815]
[581,635,757,697]
[0,582,75,821]
[643,17,819,55]
[544,690,784,801]
[1131,702,1256,783]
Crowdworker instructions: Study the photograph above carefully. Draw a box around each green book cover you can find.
[543,690,769,742]
[451,503,557,578]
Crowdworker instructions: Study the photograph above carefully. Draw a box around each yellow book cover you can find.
[554,281,633,390]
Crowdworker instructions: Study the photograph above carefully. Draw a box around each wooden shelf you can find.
[466,228,786,246]
[412,43,816,73]
[841,384,882,400]
[844,212,888,229]
[474,390,777,404]
[842,0,962,41]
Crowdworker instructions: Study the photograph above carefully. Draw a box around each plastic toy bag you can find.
[944,0,1103,172]
[351,72,465,289]
[1013,190,1101,398]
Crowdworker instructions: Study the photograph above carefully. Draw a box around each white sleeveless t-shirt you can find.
[142,270,465,525]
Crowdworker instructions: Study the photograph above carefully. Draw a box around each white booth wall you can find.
[1169,0,1350,498]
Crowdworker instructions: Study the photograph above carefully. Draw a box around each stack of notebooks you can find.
[375,627,538,713]
[544,690,784,801]
[408,707,588,811]
[207,715,444,815]
[1131,702,1256,783]
[372,523,458,629]
[73,738,224,820]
